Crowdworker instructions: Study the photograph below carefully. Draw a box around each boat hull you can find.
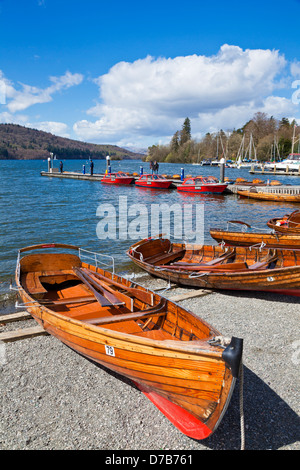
[210,228,300,249]
[101,177,134,185]
[177,184,227,193]
[237,189,300,202]
[127,238,300,296]
[135,181,172,189]
[267,210,300,233]
[16,244,242,439]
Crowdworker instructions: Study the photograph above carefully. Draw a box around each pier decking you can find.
[40,170,184,187]
[41,170,300,195]
[249,165,300,176]
[229,184,300,195]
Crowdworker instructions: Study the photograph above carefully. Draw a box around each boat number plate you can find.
[105,345,115,357]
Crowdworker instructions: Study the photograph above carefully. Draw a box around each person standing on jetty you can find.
[90,159,94,176]
[59,161,63,173]
[150,160,154,174]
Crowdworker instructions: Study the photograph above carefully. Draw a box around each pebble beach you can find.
[0,274,299,451]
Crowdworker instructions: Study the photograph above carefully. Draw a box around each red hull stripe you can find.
[134,382,212,439]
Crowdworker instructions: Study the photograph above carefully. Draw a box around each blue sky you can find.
[0,0,300,149]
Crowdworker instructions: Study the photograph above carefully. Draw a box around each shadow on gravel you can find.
[200,365,299,450]
[211,288,300,304]
[84,353,299,451]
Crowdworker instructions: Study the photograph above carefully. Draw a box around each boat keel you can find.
[133,381,212,440]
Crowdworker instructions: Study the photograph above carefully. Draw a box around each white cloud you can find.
[3,71,83,113]
[28,121,70,137]
[291,60,300,77]
[73,45,291,146]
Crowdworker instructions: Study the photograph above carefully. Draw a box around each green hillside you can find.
[0,124,144,160]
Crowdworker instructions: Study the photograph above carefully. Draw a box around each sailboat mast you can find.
[292,124,296,154]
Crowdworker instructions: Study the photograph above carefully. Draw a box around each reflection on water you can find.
[0,158,299,292]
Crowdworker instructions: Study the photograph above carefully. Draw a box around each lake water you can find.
[1,157,299,310]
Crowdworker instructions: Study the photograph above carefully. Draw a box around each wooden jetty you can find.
[249,164,300,176]
[41,171,300,196]
[228,184,300,196]
[40,170,184,188]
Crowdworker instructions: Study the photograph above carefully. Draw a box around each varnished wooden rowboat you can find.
[237,187,300,202]
[210,220,300,249]
[267,210,300,234]
[15,243,243,439]
[127,236,300,296]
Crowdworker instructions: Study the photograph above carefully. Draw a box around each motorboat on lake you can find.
[135,174,173,189]
[101,172,134,185]
[177,176,228,194]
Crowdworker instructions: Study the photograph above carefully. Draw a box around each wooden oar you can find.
[81,268,154,306]
[158,262,249,272]
[81,269,134,311]
[73,268,123,307]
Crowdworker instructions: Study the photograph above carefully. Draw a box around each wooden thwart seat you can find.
[173,249,236,267]
[22,272,47,295]
[83,309,166,326]
[144,249,185,265]
[43,295,96,306]
[22,269,77,295]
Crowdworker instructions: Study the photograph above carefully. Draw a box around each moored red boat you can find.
[101,172,134,185]
[177,176,228,194]
[135,174,173,189]
[127,236,300,296]
[15,243,243,439]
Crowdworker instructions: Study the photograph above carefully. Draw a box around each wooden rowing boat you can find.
[210,219,300,249]
[267,210,300,233]
[15,243,243,439]
[210,227,300,249]
[237,187,300,202]
[127,237,300,296]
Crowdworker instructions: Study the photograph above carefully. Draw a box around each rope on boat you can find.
[239,360,245,450]
[210,336,245,450]
[248,241,266,251]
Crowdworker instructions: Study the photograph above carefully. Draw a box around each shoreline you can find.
[0,275,299,450]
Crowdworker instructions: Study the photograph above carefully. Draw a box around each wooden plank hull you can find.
[127,238,300,296]
[16,244,243,439]
[209,228,300,249]
[267,210,300,233]
[237,189,300,202]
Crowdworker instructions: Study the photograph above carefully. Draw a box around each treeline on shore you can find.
[0,123,144,160]
[145,113,300,164]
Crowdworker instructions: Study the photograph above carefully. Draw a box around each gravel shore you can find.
[0,275,299,451]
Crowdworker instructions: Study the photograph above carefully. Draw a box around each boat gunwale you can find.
[16,250,223,358]
[127,238,300,278]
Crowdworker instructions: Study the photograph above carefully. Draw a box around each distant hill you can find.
[0,123,145,160]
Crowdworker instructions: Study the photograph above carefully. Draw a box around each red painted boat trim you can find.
[134,381,212,439]
[135,174,173,189]
[177,184,227,193]
[177,176,227,194]
[101,173,134,185]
